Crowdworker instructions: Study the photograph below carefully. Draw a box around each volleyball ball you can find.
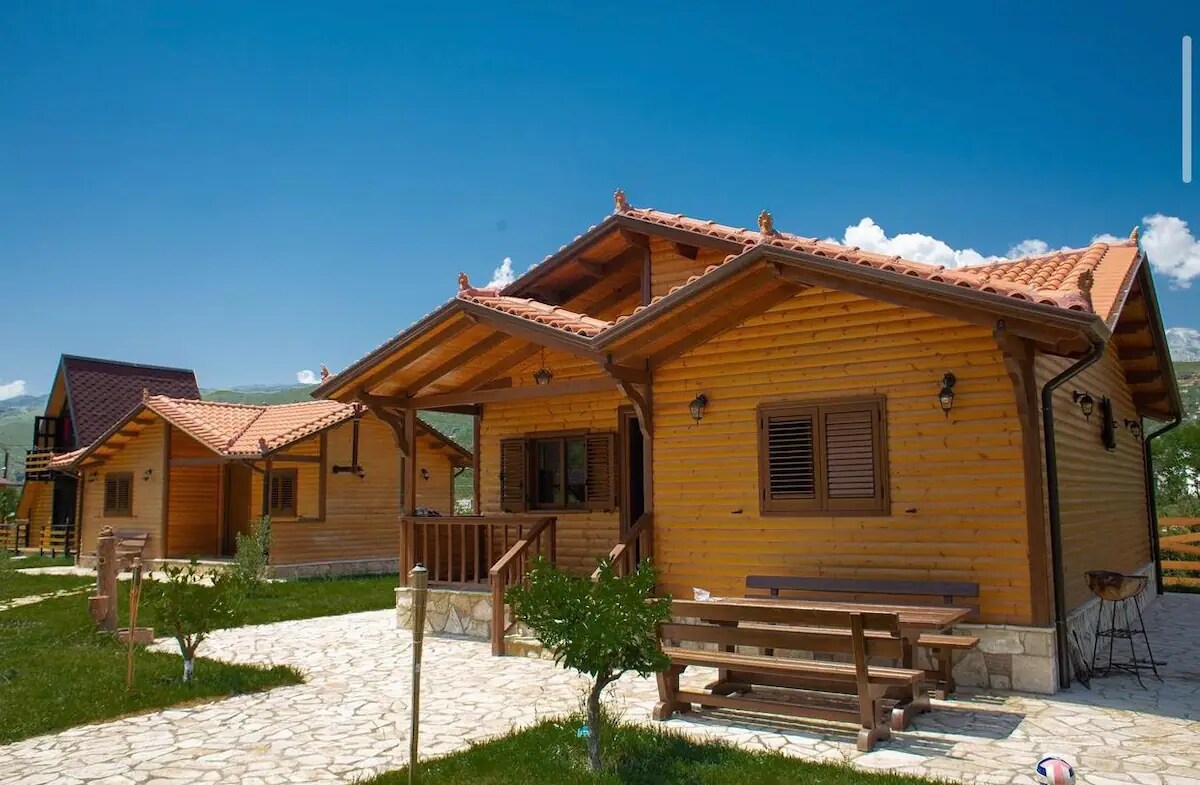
[1035,756,1075,785]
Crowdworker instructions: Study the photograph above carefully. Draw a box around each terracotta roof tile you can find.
[145,397,358,457]
[457,287,612,337]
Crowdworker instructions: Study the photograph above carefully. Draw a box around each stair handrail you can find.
[593,512,653,580]
[488,515,557,655]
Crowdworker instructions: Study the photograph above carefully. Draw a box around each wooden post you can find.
[408,564,429,785]
[472,412,481,515]
[402,409,417,517]
[91,527,118,631]
[261,459,272,518]
[125,558,143,691]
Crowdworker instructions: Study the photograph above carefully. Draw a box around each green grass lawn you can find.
[0,584,301,744]
[363,718,937,785]
[9,554,76,570]
[0,572,93,602]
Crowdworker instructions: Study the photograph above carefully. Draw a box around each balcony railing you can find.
[24,449,56,480]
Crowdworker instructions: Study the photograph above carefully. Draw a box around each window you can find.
[500,432,616,513]
[757,397,888,515]
[103,472,133,517]
[269,469,298,518]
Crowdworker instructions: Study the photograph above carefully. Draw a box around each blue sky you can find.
[1,1,1197,396]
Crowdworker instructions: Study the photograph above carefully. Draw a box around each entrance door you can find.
[222,464,253,556]
[618,408,646,534]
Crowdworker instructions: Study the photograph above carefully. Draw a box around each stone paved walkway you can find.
[2,594,1199,785]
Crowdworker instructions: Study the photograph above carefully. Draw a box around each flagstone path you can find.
[1,594,1199,785]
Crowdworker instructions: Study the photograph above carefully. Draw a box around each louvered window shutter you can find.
[822,403,885,511]
[104,479,118,512]
[759,406,821,513]
[104,474,132,515]
[759,398,888,515]
[499,438,528,513]
[584,432,617,511]
[269,477,280,511]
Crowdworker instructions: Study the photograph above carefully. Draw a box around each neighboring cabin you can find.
[60,395,469,576]
[17,356,201,555]
[317,191,1180,694]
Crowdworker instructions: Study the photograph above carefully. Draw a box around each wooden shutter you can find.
[758,405,821,513]
[269,470,297,517]
[584,432,617,511]
[822,401,886,512]
[499,438,528,512]
[104,473,132,516]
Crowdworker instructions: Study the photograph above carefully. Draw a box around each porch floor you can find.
[3,593,1198,784]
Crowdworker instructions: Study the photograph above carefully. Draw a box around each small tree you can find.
[506,557,671,772]
[0,486,18,522]
[231,516,272,597]
[147,560,241,682]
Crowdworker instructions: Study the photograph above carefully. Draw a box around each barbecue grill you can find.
[1085,570,1160,687]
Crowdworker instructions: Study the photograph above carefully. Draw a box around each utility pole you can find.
[2,449,9,480]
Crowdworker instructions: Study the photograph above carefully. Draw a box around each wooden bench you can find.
[746,576,980,698]
[113,530,150,569]
[655,599,928,752]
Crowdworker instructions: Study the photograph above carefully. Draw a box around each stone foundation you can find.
[271,557,399,579]
[952,562,1158,695]
[396,587,495,639]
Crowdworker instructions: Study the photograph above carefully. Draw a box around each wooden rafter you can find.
[674,242,699,260]
[356,318,473,393]
[1124,371,1162,386]
[409,376,613,409]
[405,332,511,397]
[456,300,603,362]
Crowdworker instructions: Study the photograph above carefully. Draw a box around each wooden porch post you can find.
[472,411,481,514]
[161,426,172,560]
[261,459,272,519]
[216,463,227,557]
[399,409,418,584]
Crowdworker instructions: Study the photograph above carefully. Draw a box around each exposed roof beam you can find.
[1124,371,1162,385]
[456,300,603,363]
[674,242,700,260]
[409,377,614,409]
[1116,346,1157,361]
[1114,320,1149,336]
[405,332,511,397]
[356,318,474,393]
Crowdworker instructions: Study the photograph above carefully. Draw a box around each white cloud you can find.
[829,218,1059,268]
[487,257,516,289]
[296,369,318,385]
[0,379,26,400]
[1140,214,1200,288]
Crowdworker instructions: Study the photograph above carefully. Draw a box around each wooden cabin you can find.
[16,356,200,555]
[61,396,470,576]
[316,191,1180,692]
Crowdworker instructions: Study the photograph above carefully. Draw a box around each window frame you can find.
[528,430,589,512]
[757,396,889,517]
[269,468,299,519]
[103,471,133,517]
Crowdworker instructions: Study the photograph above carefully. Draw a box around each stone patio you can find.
[1,593,1198,785]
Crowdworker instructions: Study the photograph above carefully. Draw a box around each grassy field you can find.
[8,554,76,570]
[0,572,92,602]
[0,581,301,744]
[171,572,400,629]
[363,718,937,785]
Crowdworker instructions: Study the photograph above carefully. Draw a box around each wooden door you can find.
[223,464,253,556]
[618,407,646,535]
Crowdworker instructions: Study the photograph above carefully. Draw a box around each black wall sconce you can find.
[420,468,430,481]
[1100,396,1117,450]
[1072,390,1095,420]
[689,393,709,423]
[142,468,153,481]
[937,372,956,417]
[1124,418,1143,439]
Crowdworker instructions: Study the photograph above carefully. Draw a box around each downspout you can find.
[1041,339,1105,690]
[1143,415,1183,595]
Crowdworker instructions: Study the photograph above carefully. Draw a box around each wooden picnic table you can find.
[700,596,972,670]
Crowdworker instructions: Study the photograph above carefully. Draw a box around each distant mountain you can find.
[1167,327,1200,362]
[202,384,318,405]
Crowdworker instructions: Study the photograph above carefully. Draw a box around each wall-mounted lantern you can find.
[142,468,153,481]
[937,372,957,417]
[1124,418,1143,439]
[420,468,430,481]
[1072,390,1095,420]
[689,393,709,423]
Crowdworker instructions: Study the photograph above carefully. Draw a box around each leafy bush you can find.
[146,560,242,682]
[232,516,272,597]
[506,557,671,772]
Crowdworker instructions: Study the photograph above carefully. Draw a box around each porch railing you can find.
[24,449,55,480]
[399,515,558,588]
[1,519,29,553]
[592,512,653,580]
